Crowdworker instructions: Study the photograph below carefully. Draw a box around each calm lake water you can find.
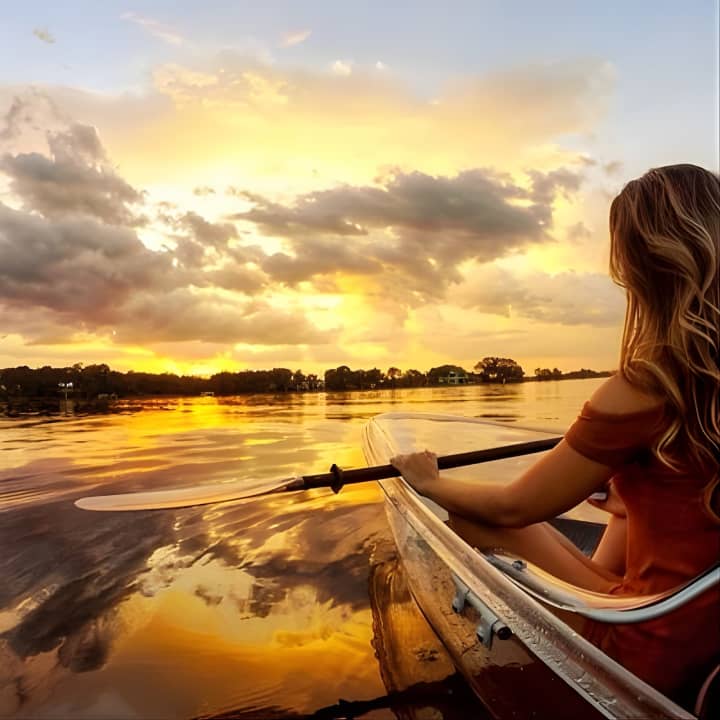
[0,378,605,719]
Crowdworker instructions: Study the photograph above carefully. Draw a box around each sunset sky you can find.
[0,1,718,377]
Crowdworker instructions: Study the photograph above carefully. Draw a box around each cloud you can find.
[0,55,618,368]
[168,210,267,291]
[528,167,583,204]
[14,57,612,195]
[32,28,55,44]
[153,64,218,95]
[0,123,145,226]
[152,64,293,109]
[115,293,331,345]
[235,168,565,241]
[202,264,267,295]
[90,55,612,200]
[233,167,584,300]
[0,97,31,142]
[0,202,173,318]
[0,92,66,144]
[331,60,352,76]
[436,60,615,141]
[280,29,311,47]
[453,266,625,326]
[0,201,327,346]
[603,160,623,175]
[178,211,238,249]
[241,71,289,106]
[0,104,338,350]
[261,239,383,285]
[566,221,593,243]
[0,116,321,351]
[121,12,184,46]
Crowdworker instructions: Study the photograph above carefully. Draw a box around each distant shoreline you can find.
[0,374,612,418]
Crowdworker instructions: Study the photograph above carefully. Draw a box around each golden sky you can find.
[0,3,717,377]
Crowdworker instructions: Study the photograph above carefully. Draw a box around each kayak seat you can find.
[482,544,720,625]
[481,523,720,715]
[548,517,605,556]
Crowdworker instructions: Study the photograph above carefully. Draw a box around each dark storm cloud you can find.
[0,124,144,226]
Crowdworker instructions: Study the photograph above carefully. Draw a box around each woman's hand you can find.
[390,450,439,497]
[587,479,627,517]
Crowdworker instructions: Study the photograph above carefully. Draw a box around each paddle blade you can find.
[74,477,297,512]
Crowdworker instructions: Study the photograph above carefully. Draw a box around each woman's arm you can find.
[391,440,615,528]
[392,376,661,528]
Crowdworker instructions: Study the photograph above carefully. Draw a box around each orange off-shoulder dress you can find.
[564,401,720,703]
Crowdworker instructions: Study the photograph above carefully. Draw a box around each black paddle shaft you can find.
[291,435,563,494]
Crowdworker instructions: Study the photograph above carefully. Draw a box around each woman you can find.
[391,164,719,704]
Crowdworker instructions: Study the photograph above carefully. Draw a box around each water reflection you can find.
[0,380,603,718]
[0,484,391,716]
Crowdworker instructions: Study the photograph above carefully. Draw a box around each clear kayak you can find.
[362,412,707,720]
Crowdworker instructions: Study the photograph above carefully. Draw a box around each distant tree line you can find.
[533,367,610,381]
[0,359,612,412]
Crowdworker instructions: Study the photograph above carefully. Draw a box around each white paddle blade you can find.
[74,477,296,512]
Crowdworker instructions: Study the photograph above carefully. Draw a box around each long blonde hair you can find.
[609,164,719,489]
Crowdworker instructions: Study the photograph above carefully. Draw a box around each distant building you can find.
[439,370,468,385]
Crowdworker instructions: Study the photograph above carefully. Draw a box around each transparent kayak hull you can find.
[362,412,694,720]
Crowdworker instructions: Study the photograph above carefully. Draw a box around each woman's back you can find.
[566,378,720,702]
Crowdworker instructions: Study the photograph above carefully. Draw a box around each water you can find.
[0,379,604,719]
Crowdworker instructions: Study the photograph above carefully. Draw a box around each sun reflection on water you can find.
[0,382,603,718]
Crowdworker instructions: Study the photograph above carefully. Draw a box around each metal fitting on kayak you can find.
[451,575,512,649]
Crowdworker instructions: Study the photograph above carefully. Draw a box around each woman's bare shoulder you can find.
[588,373,664,415]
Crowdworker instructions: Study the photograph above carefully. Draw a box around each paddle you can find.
[75,436,562,512]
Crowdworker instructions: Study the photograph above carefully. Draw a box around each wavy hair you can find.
[609,164,719,498]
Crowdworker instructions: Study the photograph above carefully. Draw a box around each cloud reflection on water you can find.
[0,386,592,717]
[0,415,391,717]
